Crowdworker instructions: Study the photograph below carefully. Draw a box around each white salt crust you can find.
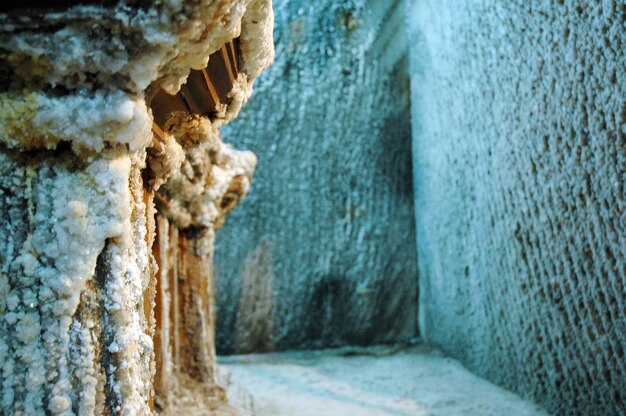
[0,0,274,157]
[157,115,257,232]
[0,0,274,414]
[0,90,153,156]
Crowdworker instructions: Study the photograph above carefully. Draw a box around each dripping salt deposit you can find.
[0,0,274,414]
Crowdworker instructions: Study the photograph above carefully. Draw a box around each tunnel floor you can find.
[219,344,549,416]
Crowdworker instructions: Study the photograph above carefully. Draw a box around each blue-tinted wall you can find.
[215,0,418,353]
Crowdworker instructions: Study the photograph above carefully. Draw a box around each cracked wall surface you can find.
[214,0,418,353]
[408,1,626,415]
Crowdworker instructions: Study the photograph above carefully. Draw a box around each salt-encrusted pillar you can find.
[152,118,257,413]
[0,1,273,414]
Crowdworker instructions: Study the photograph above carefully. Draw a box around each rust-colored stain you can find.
[148,39,241,134]
[153,216,220,409]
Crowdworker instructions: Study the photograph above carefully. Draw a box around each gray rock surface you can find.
[220,344,550,416]
[408,1,626,415]
[215,0,418,353]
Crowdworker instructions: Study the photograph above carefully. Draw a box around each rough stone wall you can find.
[408,1,626,415]
[215,0,418,353]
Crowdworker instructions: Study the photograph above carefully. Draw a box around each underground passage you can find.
[0,0,624,415]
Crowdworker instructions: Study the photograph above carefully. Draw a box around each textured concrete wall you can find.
[215,0,418,353]
[408,1,626,415]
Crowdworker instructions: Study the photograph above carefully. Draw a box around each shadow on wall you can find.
[233,240,275,353]
[215,0,418,354]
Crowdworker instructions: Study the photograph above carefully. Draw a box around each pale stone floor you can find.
[219,344,550,416]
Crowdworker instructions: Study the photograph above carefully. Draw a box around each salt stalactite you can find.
[152,116,257,413]
[0,0,273,414]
